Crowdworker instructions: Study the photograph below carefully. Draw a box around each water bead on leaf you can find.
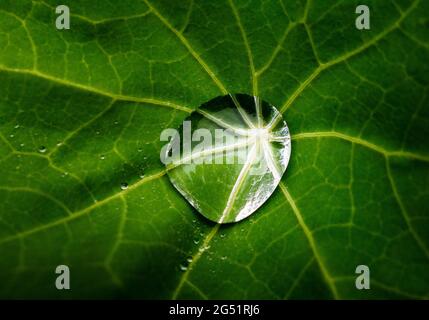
[165,95,291,224]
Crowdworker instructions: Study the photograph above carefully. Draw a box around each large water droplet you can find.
[165,94,291,224]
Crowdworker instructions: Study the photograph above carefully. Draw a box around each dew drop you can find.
[221,256,227,261]
[220,233,226,238]
[139,173,145,179]
[20,143,25,147]
[38,146,46,153]
[114,120,119,125]
[100,155,105,160]
[193,238,200,245]
[198,245,210,253]
[138,148,143,153]
[120,182,128,190]
[186,256,193,264]
[179,264,187,271]
[165,93,291,224]
[14,124,20,129]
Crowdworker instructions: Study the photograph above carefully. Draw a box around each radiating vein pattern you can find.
[0,0,428,299]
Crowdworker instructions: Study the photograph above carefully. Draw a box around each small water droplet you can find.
[38,146,46,153]
[198,245,210,253]
[193,238,200,245]
[138,148,143,153]
[120,182,128,190]
[143,156,148,160]
[114,120,119,125]
[221,256,227,261]
[20,143,25,147]
[139,173,145,179]
[14,124,20,129]
[9,134,14,138]
[220,233,226,238]
[96,131,100,135]
[100,155,105,160]
[56,142,63,147]
[186,256,193,264]
[179,264,187,271]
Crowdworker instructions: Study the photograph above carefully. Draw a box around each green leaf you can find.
[0,0,428,299]
[165,94,291,223]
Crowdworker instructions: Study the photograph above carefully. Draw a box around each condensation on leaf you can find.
[165,94,291,224]
[38,146,47,153]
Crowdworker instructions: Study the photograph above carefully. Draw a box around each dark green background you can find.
[0,0,428,299]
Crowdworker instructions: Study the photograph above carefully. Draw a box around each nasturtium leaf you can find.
[0,0,428,300]
[164,94,291,223]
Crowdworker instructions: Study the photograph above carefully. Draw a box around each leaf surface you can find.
[0,0,428,299]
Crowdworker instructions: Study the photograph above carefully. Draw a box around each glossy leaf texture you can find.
[0,0,428,299]
[165,94,291,223]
